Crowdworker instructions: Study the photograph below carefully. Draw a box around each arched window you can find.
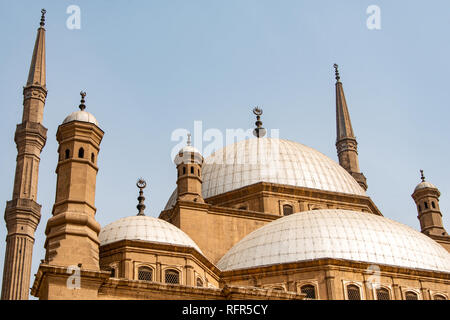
[433,294,446,300]
[376,287,390,300]
[405,291,418,300]
[165,269,180,284]
[190,166,194,174]
[183,167,186,175]
[110,268,116,278]
[78,147,84,159]
[418,205,422,212]
[137,266,153,281]
[198,169,200,176]
[347,284,361,300]
[65,149,70,159]
[196,278,203,287]
[300,285,316,299]
[91,153,95,163]
[432,201,436,209]
[283,204,293,216]
[424,201,428,209]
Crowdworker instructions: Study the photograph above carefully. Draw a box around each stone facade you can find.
[3,11,450,301]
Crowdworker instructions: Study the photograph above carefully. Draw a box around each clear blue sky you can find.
[1,1,450,298]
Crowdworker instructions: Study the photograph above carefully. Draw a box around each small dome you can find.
[217,209,450,272]
[99,215,202,253]
[414,181,438,192]
[174,145,203,165]
[63,110,99,126]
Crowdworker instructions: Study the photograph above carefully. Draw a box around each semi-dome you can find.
[217,209,450,272]
[63,110,99,126]
[99,215,202,253]
[165,138,365,210]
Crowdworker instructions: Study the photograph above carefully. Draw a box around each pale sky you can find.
[1,1,449,298]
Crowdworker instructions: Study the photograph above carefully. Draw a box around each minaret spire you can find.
[26,9,47,91]
[2,9,49,300]
[333,64,367,191]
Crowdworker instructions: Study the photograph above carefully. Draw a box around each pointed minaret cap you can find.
[26,9,47,88]
[334,64,355,140]
[136,179,147,216]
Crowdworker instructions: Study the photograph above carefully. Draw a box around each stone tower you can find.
[333,64,367,191]
[412,170,450,252]
[44,93,104,270]
[1,9,48,300]
[175,134,204,203]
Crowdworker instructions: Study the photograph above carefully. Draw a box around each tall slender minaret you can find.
[333,64,367,191]
[1,9,48,300]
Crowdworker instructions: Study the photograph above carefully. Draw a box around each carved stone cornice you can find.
[23,84,47,103]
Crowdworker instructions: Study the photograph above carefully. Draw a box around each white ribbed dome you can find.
[217,209,450,272]
[63,110,99,126]
[165,138,365,210]
[99,215,202,253]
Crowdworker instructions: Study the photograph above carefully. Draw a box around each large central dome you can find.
[165,138,365,209]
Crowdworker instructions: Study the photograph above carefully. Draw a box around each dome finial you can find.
[420,169,426,182]
[333,63,340,82]
[79,91,86,111]
[187,133,192,146]
[136,178,147,216]
[252,107,266,138]
[40,8,46,27]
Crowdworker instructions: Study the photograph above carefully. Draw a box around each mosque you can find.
[1,10,449,300]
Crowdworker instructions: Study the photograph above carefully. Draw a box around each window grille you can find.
[283,204,293,216]
[165,269,180,284]
[138,267,153,281]
[376,288,390,300]
[405,291,418,300]
[347,285,361,300]
[301,285,316,299]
